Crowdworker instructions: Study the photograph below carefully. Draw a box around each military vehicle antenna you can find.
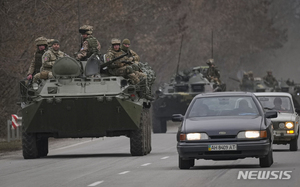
[211,30,213,59]
[78,0,81,48]
[176,34,184,75]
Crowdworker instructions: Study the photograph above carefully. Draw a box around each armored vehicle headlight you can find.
[186,133,209,140]
[32,83,39,90]
[285,122,294,129]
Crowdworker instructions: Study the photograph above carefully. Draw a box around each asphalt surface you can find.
[0,123,299,187]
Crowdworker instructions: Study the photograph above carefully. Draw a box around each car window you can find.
[187,96,259,117]
[257,96,294,113]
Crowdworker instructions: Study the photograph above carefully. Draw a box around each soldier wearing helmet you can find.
[26,36,48,80]
[33,40,68,83]
[76,25,101,61]
[240,72,253,91]
[120,39,140,64]
[205,59,221,84]
[105,38,140,84]
[248,71,254,81]
[263,70,278,87]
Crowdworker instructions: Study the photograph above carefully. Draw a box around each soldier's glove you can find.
[128,57,134,62]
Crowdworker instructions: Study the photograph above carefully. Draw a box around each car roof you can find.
[254,92,292,98]
[195,91,255,98]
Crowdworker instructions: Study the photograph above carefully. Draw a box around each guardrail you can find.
[7,115,22,142]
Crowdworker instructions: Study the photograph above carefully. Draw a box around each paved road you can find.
[0,123,299,187]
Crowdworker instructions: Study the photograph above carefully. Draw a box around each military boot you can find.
[138,78,154,101]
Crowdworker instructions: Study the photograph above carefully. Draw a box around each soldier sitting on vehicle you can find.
[263,71,278,87]
[33,40,68,83]
[205,59,221,85]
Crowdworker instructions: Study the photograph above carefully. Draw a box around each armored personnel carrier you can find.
[152,66,223,133]
[19,55,154,159]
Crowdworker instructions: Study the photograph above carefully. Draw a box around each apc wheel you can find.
[37,137,49,157]
[22,132,39,159]
[259,147,273,167]
[145,108,152,154]
[179,156,191,169]
[130,109,147,156]
[152,117,167,133]
[290,136,298,151]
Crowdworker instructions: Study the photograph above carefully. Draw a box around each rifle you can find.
[100,53,128,69]
[229,77,241,83]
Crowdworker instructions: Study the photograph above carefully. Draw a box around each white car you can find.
[254,92,299,151]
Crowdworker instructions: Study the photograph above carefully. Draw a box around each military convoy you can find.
[152,66,226,133]
[19,55,155,159]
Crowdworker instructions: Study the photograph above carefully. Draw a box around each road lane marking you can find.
[161,156,169,159]
[88,181,103,186]
[53,139,97,151]
[119,171,130,175]
[141,163,151,166]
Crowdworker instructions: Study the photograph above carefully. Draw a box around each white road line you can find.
[119,171,130,175]
[88,181,103,186]
[141,163,151,166]
[161,156,169,159]
[53,139,97,151]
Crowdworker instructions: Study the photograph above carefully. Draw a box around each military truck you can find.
[152,66,225,133]
[19,55,155,159]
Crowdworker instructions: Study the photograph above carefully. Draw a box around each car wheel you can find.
[290,136,298,151]
[259,147,273,167]
[179,156,191,169]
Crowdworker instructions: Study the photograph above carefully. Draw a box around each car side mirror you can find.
[265,110,278,118]
[172,114,184,122]
[295,108,300,114]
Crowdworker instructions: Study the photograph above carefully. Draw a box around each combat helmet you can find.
[206,58,214,65]
[79,25,93,35]
[35,36,48,46]
[111,38,121,45]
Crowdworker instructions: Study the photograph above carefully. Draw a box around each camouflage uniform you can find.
[206,59,221,84]
[76,25,101,61]
[33,40,68,82]
[240,72,253,91]
[263,71,278,87]
[120,39,146,81]
[106,38,140,84]
[27,37,48,78]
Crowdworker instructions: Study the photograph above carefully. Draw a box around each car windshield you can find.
[187,96,260,117]
[257,96,294,113]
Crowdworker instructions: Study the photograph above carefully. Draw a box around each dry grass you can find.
[0,140,22,153]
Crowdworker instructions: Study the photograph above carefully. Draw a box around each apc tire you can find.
[179,156,191,169]
[259,147,273,167]
[290,136,298,151]
[22,132,39,159]
[145,108,152,154]
[152,117,167,133]
[130,109,147,156]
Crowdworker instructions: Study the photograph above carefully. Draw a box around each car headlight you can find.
[285,122,294,129]
[184,133,209,140]
[237,130,267,138]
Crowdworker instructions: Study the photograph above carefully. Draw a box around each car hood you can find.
[271,112,295,122]
[184,116,263,136]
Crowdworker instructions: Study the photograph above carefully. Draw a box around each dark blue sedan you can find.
[172,92,277,169]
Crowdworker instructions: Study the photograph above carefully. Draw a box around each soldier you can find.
[76,25,101,61]
[26,36,48,81]
[206,59,221,84]
[263,71,278,87]
[240,72,253,91]
[33,40,68,82]
[248,71,254,81]
[106,38,140,84]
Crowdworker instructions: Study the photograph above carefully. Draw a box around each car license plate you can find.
[208,144,237,151]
